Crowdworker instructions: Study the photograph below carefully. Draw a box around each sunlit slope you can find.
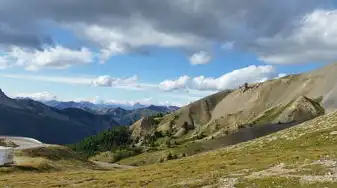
[3,110,337,187]
[154,63,337,139]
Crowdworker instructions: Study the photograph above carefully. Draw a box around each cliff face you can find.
[251,96,325,126]
[273,96,325,124]
[130,116,156,139]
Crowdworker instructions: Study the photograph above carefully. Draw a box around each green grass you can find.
[236,176,337,188]
[2,111,337,187]
[293,164,332,176]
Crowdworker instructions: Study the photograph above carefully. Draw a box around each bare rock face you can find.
[130,116,155,139]
[274,96,325,124]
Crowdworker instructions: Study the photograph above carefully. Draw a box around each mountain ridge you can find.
[41,99,179,111]
[147,63,337,141]
[0,92,120,144]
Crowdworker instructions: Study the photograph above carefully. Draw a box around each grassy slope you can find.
[114,95,325,167]
[2,111,337,187]
[1,145,95,174]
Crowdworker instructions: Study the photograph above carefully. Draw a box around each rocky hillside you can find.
[251,95,325,125]
[130,116,156,139]
[146,63,337,140]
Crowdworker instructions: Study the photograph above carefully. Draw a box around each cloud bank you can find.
[159,65,284,91]
[0,0,335,65]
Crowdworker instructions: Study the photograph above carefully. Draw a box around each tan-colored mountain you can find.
[251,95,325,125]
[141,63,337,139]
[130,116,156,139]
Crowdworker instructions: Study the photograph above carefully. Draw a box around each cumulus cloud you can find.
[0,0,332,64]
[159,76,190,91]
[104,98,153,106]
[159,65,282,91]
[189,51,212,65]
[67,96,184,107]
[91,75,138,87]
[4,45,94,71]
[277,73,287,78]
[15,91,57,101]
[72,21,205,63]
[256,10,337,64]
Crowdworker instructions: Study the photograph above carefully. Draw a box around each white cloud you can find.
[158,101,185,107]
[189,51,212,65]
[73,96,102,104]
[72,20,206,63]
[13,91,183,107]
[159,76,190,91]
[0,74,154,91]
[14,91,57,101]
[256,10,337,64]
[0,1,332,66]
[91,75,138,87]
[192,65,277,90]
[2,45,94,71]
[277,73,287,78]
[159,65,281,91]
[104,97,153,106]
[61,95,184,107]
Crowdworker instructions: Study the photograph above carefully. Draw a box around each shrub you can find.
[67,126,132,158]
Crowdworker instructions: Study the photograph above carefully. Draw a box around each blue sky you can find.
[0,0,336,106]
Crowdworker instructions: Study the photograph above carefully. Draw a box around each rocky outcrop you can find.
[130,116,156,139]
[273,96,325,124]
[156,90,232,136]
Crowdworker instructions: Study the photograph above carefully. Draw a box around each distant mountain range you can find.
[0,89,120,144]
[0,93,179,144]
[90,105,179,125]
[42,100,169,110]
[40,100,179,125]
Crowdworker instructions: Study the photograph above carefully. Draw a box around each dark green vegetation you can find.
[68,126,134,159]
[70,115,300,166]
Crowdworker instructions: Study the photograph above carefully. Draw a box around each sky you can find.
[0,0,336,107]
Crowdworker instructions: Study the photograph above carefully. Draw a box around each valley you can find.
[2,63,337,187]
[2,110,337,187]
[2,1,337,187]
